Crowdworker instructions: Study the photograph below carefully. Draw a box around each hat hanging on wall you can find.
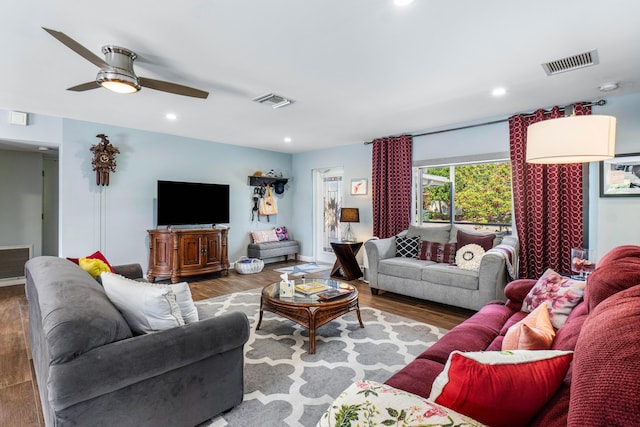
[274,181,286,194]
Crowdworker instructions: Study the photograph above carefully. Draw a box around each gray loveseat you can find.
[365,224,519,311]
[26,256,250,427]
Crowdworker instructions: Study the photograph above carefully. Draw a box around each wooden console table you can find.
[330,241,363,281]
[147,228,229,283]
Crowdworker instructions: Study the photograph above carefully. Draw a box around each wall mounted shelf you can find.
[248,175,288,187]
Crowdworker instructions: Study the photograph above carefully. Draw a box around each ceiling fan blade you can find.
[67,81,100,92]
[139,77,209,99]
[42,27,109,69]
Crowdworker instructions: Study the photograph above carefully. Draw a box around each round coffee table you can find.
[256,279,364,354]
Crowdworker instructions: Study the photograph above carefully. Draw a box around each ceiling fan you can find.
[42,27,209,99]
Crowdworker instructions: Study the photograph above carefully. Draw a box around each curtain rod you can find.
[363,99,607,144]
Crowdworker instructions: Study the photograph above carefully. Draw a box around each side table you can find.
[330,241,363,281]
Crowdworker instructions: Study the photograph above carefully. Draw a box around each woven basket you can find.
[234,257,264,274]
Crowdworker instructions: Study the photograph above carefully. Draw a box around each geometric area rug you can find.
[197,289,447,427]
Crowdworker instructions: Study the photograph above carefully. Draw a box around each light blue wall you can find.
[589,93,640,255]
[411,93,640,261]
[291,143,373,260]
[289,123,509,264]
[59,119,293,269]
[413,120,509,160]
[0,109,62,147]
[2,93,639,274]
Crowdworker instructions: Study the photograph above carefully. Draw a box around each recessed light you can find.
[284,137,292,143]
[492,87,507,97]
[38,146,49,151]
[394,0,414,6]
[165,113,177,120]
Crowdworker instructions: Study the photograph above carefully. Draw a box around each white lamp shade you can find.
[526,115,616,164]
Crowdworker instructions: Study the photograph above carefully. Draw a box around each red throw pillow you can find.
[67,250,114,272]
[418,241,457,264]
[456,229,495,252]
[430,350,573,427]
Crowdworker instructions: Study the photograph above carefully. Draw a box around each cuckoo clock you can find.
[90,134,120,186]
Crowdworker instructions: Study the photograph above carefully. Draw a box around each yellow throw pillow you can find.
[503,304,556,350]
[79,257,112,279]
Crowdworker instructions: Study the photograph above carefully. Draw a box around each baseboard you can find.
[0,278,25,287]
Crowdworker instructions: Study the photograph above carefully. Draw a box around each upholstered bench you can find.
[248,240,300,262]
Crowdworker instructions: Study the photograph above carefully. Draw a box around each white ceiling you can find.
[2,0,640,154]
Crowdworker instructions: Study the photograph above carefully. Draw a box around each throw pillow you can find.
[67,250,114,272]
[395,235,420,258]
[430,350,574,427]
[418,241,457,264]
[251,229,280,243]
[502,304,556,350]
[455,244,485,270]
[318,380,485,427]
[171,281,199,324]
[406,224,451,244]
[275,226,289,241]
[78,257,112,279]
[522,268,586,329]
[457,229,496,252]
[100,272,185,334]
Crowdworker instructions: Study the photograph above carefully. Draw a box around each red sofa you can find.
[385,245,640,426]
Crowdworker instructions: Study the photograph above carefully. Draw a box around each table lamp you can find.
[340,208,359,242]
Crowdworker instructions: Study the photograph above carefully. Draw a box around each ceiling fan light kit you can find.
[96,46,141,94]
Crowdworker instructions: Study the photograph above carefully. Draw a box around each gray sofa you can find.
[365,224,519,311]
[26,256,250,427]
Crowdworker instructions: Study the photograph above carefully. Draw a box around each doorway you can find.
[312,167,344,264]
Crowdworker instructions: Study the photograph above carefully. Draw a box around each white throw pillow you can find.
[251,229,280,243]
[455,244,485,271]
[172,281,199,324]
[101,272,185,334]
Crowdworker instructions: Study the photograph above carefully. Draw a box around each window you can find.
[414,160,513,233]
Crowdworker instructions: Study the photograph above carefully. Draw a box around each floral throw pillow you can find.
[395,235,420,258]
[274,226,289,241]
[522,268,586,329]
[319,380,485,427]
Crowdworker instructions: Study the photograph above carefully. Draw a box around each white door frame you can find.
[312,167,343,264]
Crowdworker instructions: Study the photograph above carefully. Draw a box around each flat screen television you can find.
[157,180,230,226]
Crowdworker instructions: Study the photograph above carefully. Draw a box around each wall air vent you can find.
[0,244,32,286]
[541,49,599,76]
[252,93,294,109]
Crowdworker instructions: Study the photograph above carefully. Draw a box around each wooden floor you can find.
[0,261,474,426]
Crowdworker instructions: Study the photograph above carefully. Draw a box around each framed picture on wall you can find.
[600,153,640,197]
[351,178,368,195]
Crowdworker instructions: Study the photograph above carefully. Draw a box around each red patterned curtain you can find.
[371,135,413,238]
[509,103,590,279]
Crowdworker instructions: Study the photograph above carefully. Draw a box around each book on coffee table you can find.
[295,282,330,295]
[316,288,352,300]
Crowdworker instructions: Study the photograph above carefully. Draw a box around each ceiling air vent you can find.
[541,49,599,76]
[252,93,294,109]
